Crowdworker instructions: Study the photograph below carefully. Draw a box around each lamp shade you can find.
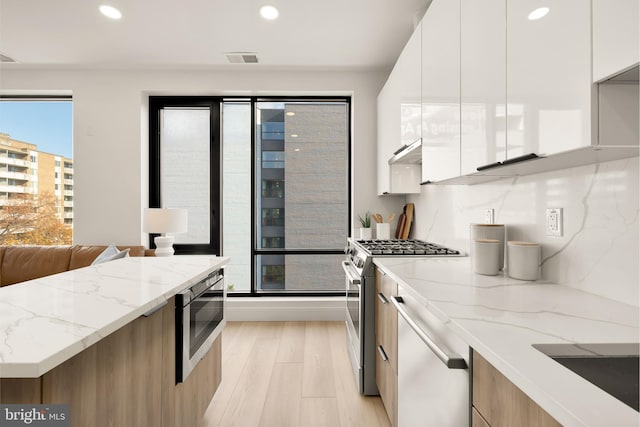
[143,208,188,234]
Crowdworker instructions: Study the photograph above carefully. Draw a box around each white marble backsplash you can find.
[407,157,639,305]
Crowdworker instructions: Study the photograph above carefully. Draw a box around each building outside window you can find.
[252,100,349,293]
[0,100,73,245]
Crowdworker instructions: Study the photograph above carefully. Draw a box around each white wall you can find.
[0,67,399,246]
[407,157,639,305]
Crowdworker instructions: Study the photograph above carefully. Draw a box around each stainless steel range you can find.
[342,238,463,395]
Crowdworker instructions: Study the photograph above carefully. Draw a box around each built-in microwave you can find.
[175,269,225,383]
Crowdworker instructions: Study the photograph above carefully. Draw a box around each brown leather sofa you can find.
[0,245,154,287]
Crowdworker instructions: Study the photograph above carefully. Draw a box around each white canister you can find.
[360,227,372,240]
[470,224,505,270]
[472,239,501,276]
[376,223,391,240]
[507,241,540,281]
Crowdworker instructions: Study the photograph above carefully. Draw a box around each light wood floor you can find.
[200,321,391,427]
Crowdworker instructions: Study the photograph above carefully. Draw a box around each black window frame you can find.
[148,96,221,255]
[149,96,351,297]
[248,96,351,297]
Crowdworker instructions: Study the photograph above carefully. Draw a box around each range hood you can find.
[388,139,422,164]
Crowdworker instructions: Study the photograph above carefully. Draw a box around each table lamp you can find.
[143,208,188,256]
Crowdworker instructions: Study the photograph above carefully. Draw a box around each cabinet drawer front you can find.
[472,350,561,427]
[376,343,398,427]
[375,269,398,371]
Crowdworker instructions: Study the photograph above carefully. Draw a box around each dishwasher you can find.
[391,286,469,427]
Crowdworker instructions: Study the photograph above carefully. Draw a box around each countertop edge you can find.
[0,256,230,378]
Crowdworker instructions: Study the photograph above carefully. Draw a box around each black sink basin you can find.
[533,343,639,412]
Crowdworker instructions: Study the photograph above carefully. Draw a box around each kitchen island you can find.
[374,257,639,427]
[0,255,229,427]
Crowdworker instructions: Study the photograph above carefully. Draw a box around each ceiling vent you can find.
[225,52,259,64]
[0,53,16,63]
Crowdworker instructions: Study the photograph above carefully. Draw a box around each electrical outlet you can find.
[484,209,495,224]
[546,208,563,237]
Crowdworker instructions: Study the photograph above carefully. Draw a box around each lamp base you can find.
[154,235,175,257]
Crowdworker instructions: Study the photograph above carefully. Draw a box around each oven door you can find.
[176,272,225,383]
[342,260,363,389]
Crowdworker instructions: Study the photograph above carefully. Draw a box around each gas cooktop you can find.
[354,239,462,256]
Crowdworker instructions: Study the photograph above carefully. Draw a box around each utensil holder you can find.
[376,223,390,240]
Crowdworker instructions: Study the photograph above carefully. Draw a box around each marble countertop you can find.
[374,256,639,427]
[0,255,229,378]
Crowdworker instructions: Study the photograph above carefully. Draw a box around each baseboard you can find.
[226,296,346,321]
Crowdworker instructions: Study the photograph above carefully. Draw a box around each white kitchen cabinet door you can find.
[421,0,461,183]
[593,0,640,82]
[377,79,396,195]
[377,21,422,195]
[398,23,422,149]
[506,0,593,160]
[460,0,506,175]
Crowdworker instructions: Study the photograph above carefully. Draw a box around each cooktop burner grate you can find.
[355,239,461,256]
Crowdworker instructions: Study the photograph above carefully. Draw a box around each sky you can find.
[0,101,73,158]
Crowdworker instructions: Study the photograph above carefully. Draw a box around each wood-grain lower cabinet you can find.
[375,268,398,426]
[0,297,222,427]
[472,350,561,427]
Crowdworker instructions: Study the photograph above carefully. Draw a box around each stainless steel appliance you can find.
[342,239,462,395]
[176,269,225,383]
[392,288,468,426]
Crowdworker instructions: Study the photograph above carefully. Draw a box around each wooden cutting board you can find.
[395,213,406,239]
[400,203,414,239]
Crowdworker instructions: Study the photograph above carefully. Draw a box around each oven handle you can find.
[341,261,361,285]
[390,296,467,369]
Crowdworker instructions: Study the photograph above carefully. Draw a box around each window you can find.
[251,99,350,293]
[261,151,285,168]
[0,98,73,245]
[262,179,284,198]
[150,97,350,295]
[261,208,284,226]
[149,98,221,255]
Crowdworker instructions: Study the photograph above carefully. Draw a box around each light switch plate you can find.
[546,208,563,237]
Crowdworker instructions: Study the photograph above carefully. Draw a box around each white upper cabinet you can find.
[377,22,422,195]
[421,0,461,183]
[460,0,506,176]
[398,24,422,148]
[593,0,640,82]
[505,0,593,160]
[378,0,638,187]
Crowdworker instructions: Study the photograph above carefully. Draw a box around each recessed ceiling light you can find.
[527,7,549,20]
[99,5,122,20]
[286,111,295,116]
[291,134,298,138]
[260,5,279,20]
